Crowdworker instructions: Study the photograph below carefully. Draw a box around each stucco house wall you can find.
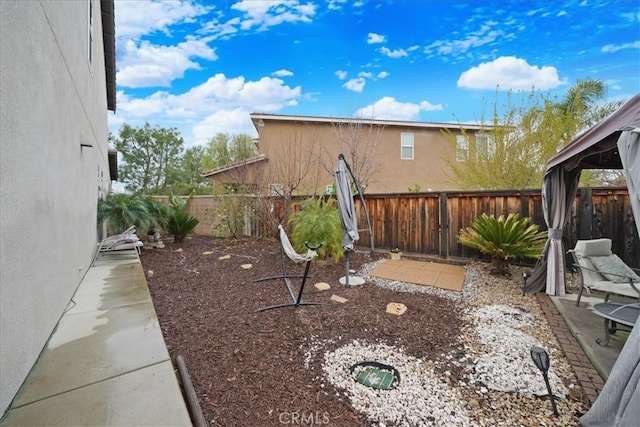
[0,0,114,416]
[249,114,488,195]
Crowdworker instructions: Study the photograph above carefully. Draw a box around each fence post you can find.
[439,192,448,259]
[579,188,593,239]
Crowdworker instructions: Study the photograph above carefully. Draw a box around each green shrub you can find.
[142,197,170,234]
[458,213,547,275]
[211,193,253,239]
[288,197,344,261]
[97,193,151,234]
[165,210,199,243]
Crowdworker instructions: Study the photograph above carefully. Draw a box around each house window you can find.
[325,184,335,195]
[88,0,94,68]
[476,134,496,160]
[222,183,257,194]
[268,183,284,196]
[456,135,469,162]
[401,132,414,160]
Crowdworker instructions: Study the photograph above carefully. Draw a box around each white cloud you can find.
[328,0,348,11]
[379,46,408,58]
[358,71,373,79]
[601,41,640,53]
[115,73,301,146]
[272,69,294,77]
[343,78,366,92]
[621,11,640,22]
[356,96,443,120]
[335,70,348,80]
[192,108,256,146]
[115,0,211,40]
[377,71,389,79]
[117,39,217,88]
[368,32,385,44]
[556,10,567,17]
[457,56,565,90]
[424,21,504,59]
[231,0,316,32]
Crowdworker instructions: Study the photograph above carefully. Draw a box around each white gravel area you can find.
[301,259,586,426]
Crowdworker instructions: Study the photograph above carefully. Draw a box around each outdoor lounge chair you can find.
[569,238,640,346]
[97,227,143,254]
[569,238,640,307]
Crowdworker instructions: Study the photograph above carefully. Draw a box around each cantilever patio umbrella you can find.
[335,154,360,286]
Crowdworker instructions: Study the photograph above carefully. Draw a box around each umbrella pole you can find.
[345,250,350,287]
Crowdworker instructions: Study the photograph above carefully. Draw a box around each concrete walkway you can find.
[0,249,191,426]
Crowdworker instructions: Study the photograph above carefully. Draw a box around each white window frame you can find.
[268,183,284,196]
[401,132,414,160]
[476,133,496,160]
[456,135,469,162]
[325,184,335,195]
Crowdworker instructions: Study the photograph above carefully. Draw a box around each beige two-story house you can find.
[204,113,494,195]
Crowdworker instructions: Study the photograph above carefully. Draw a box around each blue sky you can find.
[110,0,640,149]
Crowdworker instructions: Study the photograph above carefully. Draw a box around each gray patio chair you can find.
[569,238,640,307]
[569,238,640,346]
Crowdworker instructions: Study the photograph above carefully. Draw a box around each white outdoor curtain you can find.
[526,167,581,295]
[617,129,640,230]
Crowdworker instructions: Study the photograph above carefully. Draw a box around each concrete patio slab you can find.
[0,249,190,426]
[550,292,631,380]
[2,361,190,427]
[13,301,170,407]
[370,259,465,291]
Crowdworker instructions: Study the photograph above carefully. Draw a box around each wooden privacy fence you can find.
[353,188,637,268]
[173,187,638,269]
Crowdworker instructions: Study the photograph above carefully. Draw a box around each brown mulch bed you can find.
[141,236,464,426]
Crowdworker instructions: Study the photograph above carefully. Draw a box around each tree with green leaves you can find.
[443,79,624,190]
[230,134,257,161]
[556,78,623,130]
[203,132,257,170]
[444,91,576,190]
[203,133,232,170]
[113,122,184,194]
[555,78,625,186]
[169,145,212,195]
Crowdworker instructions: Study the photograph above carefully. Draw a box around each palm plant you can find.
[288,197,344,261]
[165,210,199,243]
[458,213,547,276]
[97,193,151,234]
[142,197,170,233]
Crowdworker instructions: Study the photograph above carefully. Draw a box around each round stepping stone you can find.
[386,302,407,315]
[339,276,365,286]
[314,282,331,291]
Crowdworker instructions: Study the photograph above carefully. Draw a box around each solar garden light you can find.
[530,346,559,417]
